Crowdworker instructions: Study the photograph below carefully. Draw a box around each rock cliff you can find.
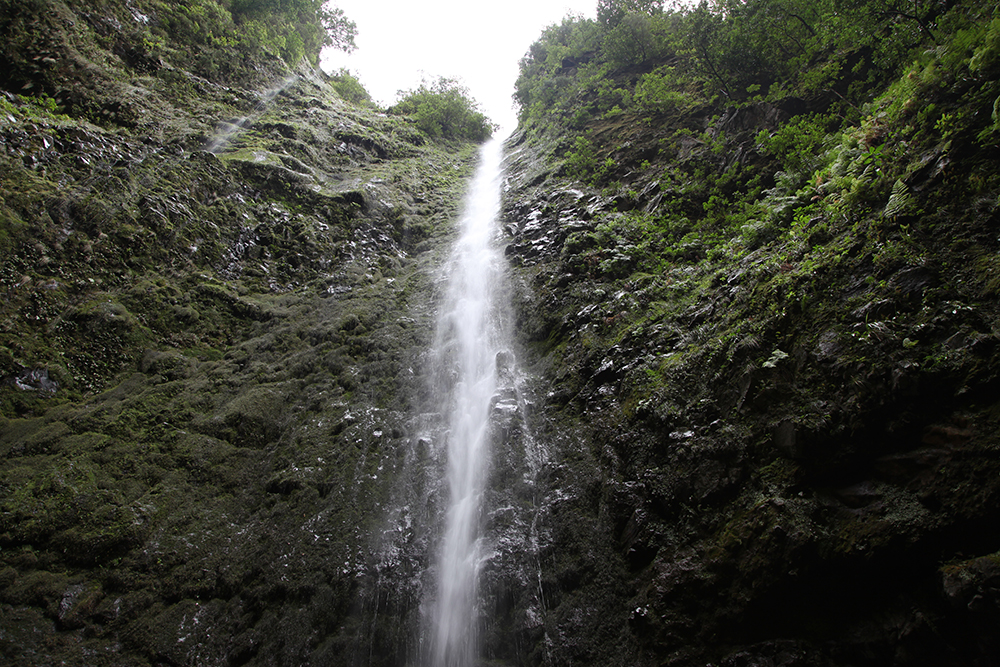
[0,1,479,663]
[496,2,1000,663]
[1,1,999,666]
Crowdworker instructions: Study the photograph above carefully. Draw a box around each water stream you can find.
[425,137,508,667]
[352,137,546,667]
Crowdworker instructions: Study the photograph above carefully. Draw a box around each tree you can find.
[513,15,601,117]
[391,78,495,143]
[229,0,356,57]
[603,12,657,67]
[597,0,663,27]
[320,3,357,53]
[329,68,371,104]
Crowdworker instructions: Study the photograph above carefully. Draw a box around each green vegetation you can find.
[390,77,496,143]
[328,67,373,105]
[52,0,354,74]
[504,1,1000,660]
[516,0,998,125]
[140,0,356,70]
[0,0,361,125]
[514,0,1000,278]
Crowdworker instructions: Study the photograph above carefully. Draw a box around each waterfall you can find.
[426,137,508,667]
[352,137,548,667]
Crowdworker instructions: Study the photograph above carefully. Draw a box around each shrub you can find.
[634,65,690,114]
[329,68,372,105]
[390,78,495,143]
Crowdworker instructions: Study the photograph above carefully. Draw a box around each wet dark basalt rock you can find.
[3,1,1000,666]
[498,81,1000,663]
[0,2,481,665]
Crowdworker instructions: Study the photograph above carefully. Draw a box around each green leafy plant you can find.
[328,68,372,105]
[634,65,691,114]
[390,77,495,143]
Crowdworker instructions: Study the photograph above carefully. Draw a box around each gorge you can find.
[2,1,1000,666]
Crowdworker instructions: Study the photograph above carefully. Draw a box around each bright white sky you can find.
[320,0,596,136]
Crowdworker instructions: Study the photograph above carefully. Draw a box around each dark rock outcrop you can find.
[496,62,1000,666]
[3,1,1000,666]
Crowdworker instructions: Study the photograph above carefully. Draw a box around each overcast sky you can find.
[320,0,597,136]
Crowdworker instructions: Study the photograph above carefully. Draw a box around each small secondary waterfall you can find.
[205,74,298,154]
[425,137,508,667]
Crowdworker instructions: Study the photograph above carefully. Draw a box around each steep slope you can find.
[499,1,1000,665]
[0,1,483,664]
[3,0,1000,665]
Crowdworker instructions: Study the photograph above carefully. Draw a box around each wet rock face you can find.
[497,101,1000,664]
[3,3,1000,667]
[0,2,482,665]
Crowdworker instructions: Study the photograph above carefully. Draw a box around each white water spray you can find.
[205,74,298,154]
[426,137,508,667]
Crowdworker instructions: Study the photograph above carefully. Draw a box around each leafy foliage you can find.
[230,0,357,55]
[390,78,496,143]
[329,68,372,105]
[514,0,990,132]
[511,0,1000,318]
[136,0,355,72]
[596,0,663,27]
[633,64,690,114]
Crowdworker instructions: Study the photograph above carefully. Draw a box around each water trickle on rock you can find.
[205,74,299,154]
[425,137,508,667]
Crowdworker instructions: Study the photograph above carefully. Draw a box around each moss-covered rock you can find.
[0,1,481,664]
[497,6,1000,663]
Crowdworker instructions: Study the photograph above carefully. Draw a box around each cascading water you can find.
[352,137,549,667]
[425,137,508,667]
